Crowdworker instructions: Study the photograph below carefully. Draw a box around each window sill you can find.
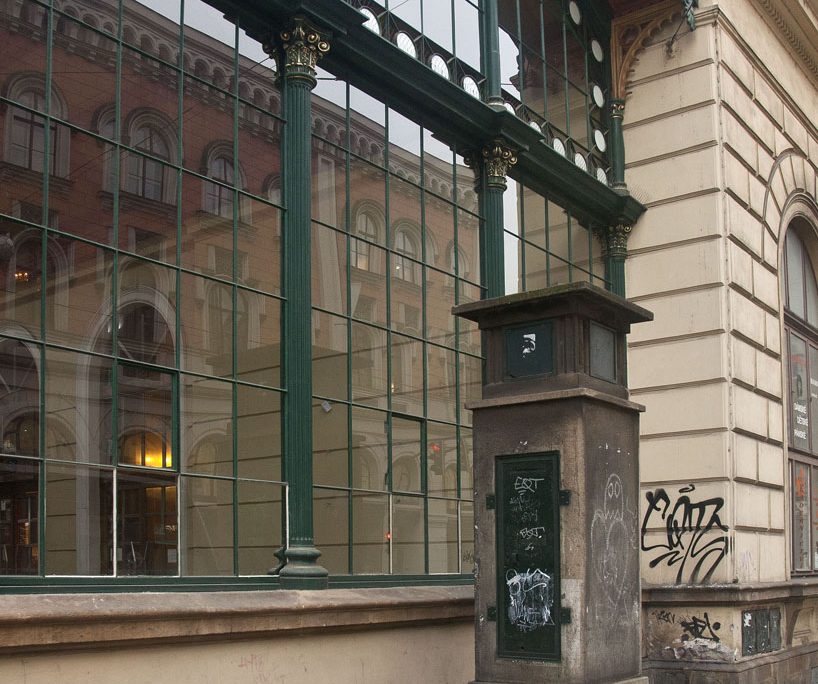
[643,576,818,604]
[0,585,474,654]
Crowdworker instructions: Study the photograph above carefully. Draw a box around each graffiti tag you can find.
[506,567,554,632]
[641,485,729,584]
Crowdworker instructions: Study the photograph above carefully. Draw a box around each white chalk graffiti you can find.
[591,473,637,612]
[506,567,554,631]
[514,476,544,494]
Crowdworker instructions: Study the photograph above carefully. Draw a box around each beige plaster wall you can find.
[0,622,474,684]
[624,0,818,588]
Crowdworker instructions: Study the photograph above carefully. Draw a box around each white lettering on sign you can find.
[794,402,808,414]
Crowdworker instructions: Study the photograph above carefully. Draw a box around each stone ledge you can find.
[0,585,475,655]
[643,578,818,604]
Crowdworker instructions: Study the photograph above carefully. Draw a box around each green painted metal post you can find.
[480,0,503,108]
[469,140,517,299]
[609,99,626,190]
[596,224,630,297]
[269,17,329,588]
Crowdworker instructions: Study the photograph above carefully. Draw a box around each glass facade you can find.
[0,0,615,585]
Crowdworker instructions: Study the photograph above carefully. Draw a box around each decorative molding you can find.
[464,140,518,190]
[754,0,818,82]
[594,224,632,258]
[610,1,680,100]
[267,16,330,85]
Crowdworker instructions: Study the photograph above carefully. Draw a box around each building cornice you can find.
[753,0,818,81]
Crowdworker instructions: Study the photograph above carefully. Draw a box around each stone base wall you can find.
[0,587,475,684]
[645,641,818,684]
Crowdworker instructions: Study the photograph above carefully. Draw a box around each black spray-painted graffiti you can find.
[680,612,721,643]
[506,567,554,632]
[641,484,729,584]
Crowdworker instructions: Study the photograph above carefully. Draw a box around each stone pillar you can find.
[466,140,517,299]
[454,282,652,683]
[266,16,329,588]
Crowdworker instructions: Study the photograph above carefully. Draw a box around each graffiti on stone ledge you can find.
[641,484,729,584]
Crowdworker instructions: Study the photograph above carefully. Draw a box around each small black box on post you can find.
[454,282,652,684]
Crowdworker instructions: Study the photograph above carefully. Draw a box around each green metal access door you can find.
[496,451,561,661]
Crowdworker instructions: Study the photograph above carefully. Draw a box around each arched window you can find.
[4,77,69,177]
[122,112,177,204]
[204,155,235,219]
[265,175,281,206]
[126,123,170,201]
[784,224,818,572]
[352,211,379,271]
[393,226,420,284]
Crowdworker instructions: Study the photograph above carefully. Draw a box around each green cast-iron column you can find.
[609,99,626,190]
[480,0,503,108]
[467,140,517,299]
[267,17,329,588]
[595,224,631,297]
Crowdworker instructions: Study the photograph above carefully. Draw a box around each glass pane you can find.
[787,234,806,318]
[0,337,40,458]
[314,401,348,488]
[391,334,423,417]
[352,406,388,491]
[237,479,283,575]
[428,497,458,573]
[239,195,281,296]
[236,289,281,388]
[313,154,344,229]
[461,500,475,573]
[791,333,810,451]
[117,470,177,576]
[181,375,232,478]
[392,494,424,574]
[0,222,43,336]
[45,347,112,464]
[237,385,281,482]
[118,362,173,471]
[46,236,111,352]
[793,462,810,571]
[180,272,231,376]
[118,257,176,366]
[312,309,347,401]
[460,428,474,499]
[312,223,347,314]
[45,463,113,575]
[181,475,233,576]
[314,487,349,574]
[57,129,115,245]
[812,468,818,571]
[427,344,457,422]
[0,457,39,575]
[392,417,422,494]
[811,347,818,453]
[459,352,482,425]
[351,244,387,327]
[427,422,458,497]
[351,322,387,409]
[352,492,388,574]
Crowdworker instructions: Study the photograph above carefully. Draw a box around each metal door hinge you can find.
[486,493,496,510]
[487,606,497,621]
[560,607,572,624]
[559,489,571,506]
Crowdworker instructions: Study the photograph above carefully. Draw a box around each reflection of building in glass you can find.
[0,0,486,580]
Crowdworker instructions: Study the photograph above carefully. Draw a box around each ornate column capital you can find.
[595,224,632,258]
[265,16,330,87]
[464,139,518,190]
